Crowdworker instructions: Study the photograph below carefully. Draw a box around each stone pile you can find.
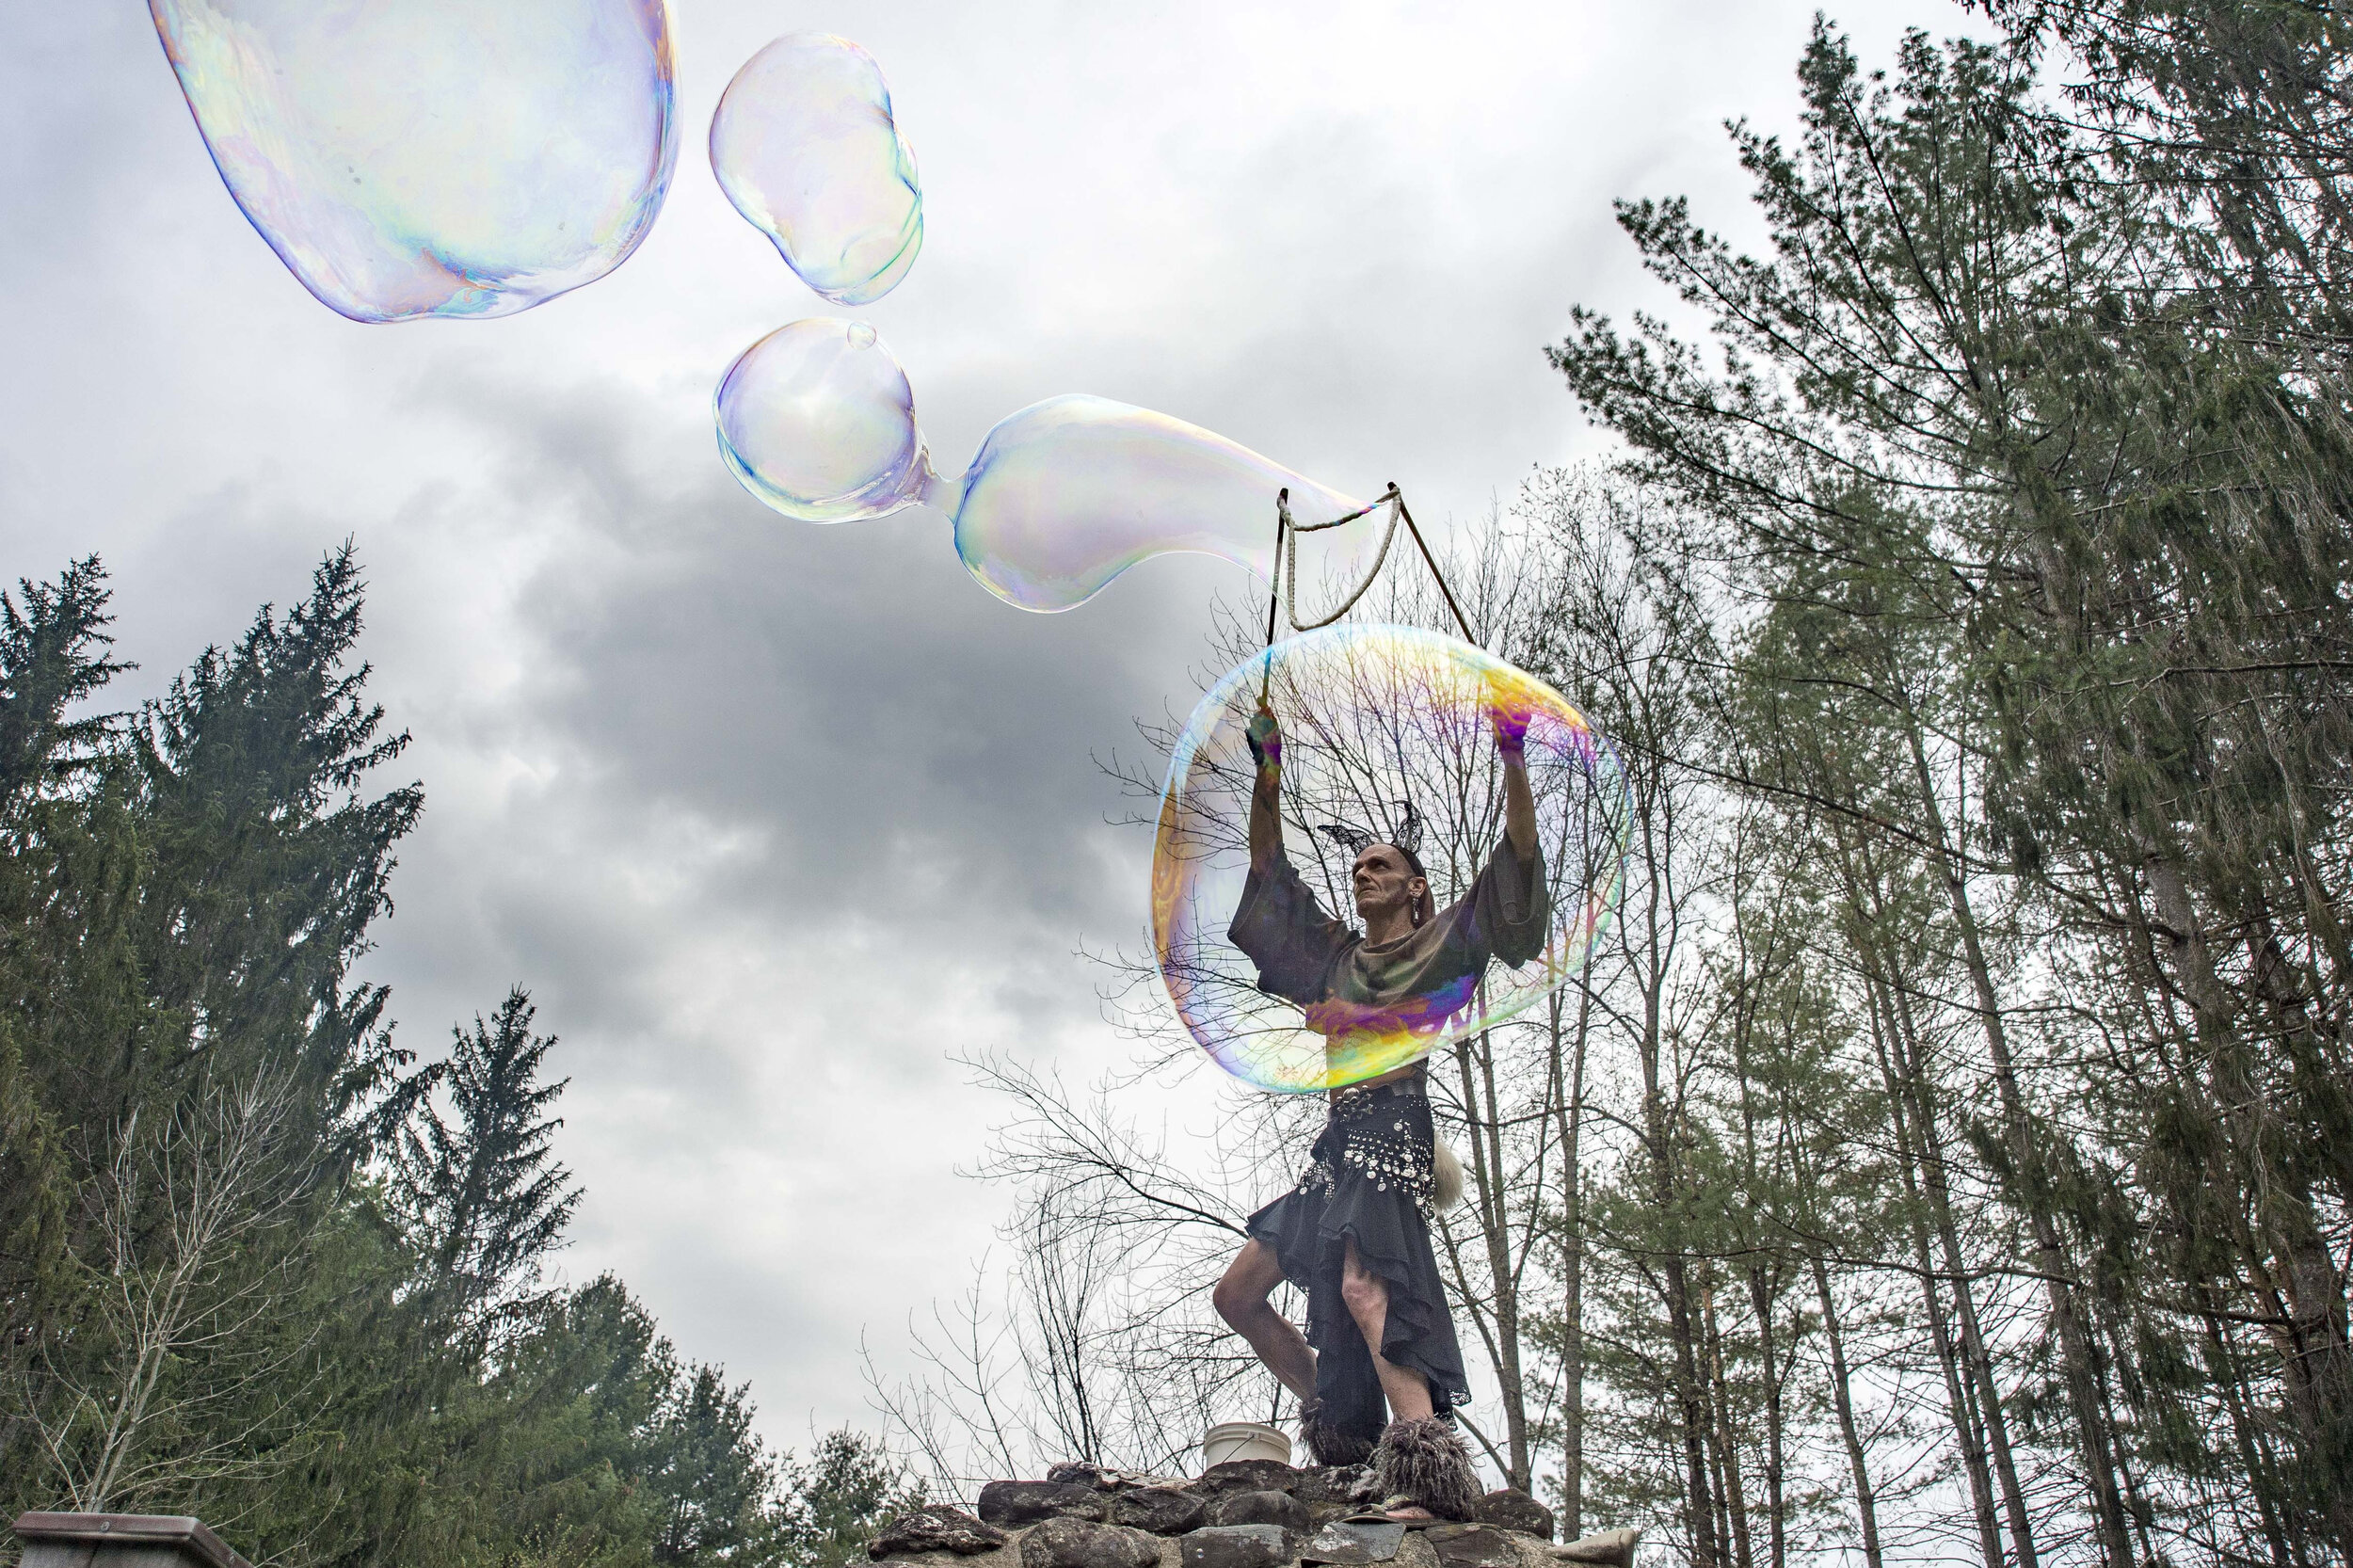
[868,1458,1640,1568]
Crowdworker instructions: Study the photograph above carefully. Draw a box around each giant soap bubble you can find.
[716,318,947,521]
[948,396,1366,611]
[714,320,1376,607]
[1152,625,1630,1094]
[150,0,679,324]
[712,34,923,305]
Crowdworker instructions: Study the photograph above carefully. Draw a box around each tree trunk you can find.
[1743,1264,1787,1568]
[1854,952,2005,1568]
[1704,1279,1756,1568]
[1454,1031,1529,1490]
[1547,981,1593,1539]
[1897,710,2135,1568]
[1880,958,2040,1568]
[1812,1256,1885,1568]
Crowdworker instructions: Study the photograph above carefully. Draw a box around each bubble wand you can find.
[1265,484,1476,648]
[1259,490,1290,707]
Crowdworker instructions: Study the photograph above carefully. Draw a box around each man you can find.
[1212,696,1545,1519]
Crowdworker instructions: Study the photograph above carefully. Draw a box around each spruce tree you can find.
[392,987,583,1338]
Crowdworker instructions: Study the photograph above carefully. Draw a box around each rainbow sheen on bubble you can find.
[1152,625,1630,1094]
[945,396,1368,611]
[715,318,945,522]
[150,0,679,323]
[712,34,923,306]
[714,326,1377,606]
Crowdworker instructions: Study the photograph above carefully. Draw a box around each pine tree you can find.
[774,1431,920,1568]
[0,556,127,803]
[648,1368,785,1565]
[392,987,583,1337]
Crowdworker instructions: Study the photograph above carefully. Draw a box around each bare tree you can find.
[19,1069,321,1515]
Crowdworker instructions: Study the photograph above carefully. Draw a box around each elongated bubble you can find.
[712,34,923,306]
[716,332,1378,606]
[150,0,679,323]
[947,397,1368,611]
[715,318,943,522]
[1153,626,1630,1094]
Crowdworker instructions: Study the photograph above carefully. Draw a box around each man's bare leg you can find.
[1214,1238,1317,1400]
[1338,1238,1435,1421]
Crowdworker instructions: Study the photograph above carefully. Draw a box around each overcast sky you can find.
[2,0,1966,1464]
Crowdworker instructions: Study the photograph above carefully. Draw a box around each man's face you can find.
[1353,843,1426,920]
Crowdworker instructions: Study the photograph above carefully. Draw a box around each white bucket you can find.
[1201,1420,1292,1470]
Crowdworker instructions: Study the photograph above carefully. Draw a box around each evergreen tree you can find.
[1,552,799,1568]
[392,987,583,1337]
[0,556,126,803]
[774,1431,920,1568]
[648,1368,784,1566]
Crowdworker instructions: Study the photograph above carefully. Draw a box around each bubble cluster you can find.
[715,324,1379,607]
[1151,626,1629,1094]
[711,34,923,305]
[150,0,679,323]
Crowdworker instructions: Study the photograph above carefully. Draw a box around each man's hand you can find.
[1485,680,1531,757]
[1485,677,1538,857]
[1246,703,1284,769]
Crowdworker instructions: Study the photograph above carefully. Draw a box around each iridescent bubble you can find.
[716,331,1376,605]
[1151,625,1630,1094]
[945,397,1369,612]
[711,34,923,306]
[715,318,946,523]
[150,0,679,323]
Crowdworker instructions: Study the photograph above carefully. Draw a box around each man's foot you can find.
[1365,1417,1481,1523]
[1302,1397,1380,1467]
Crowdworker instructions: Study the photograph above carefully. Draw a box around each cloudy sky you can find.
[2,0,1965,1460]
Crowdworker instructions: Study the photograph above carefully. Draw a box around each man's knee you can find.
[1339,1265,1386,1327]
[1214,1262,1265,1327]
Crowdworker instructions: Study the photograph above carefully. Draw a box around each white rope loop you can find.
[1276,487,1402,632]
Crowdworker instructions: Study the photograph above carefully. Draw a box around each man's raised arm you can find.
[1246,702,1285,871]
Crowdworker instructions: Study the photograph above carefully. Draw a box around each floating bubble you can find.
[715,318,945,522]
[712,34,923,306]
[1151,625,1630,1094]
[715,324,1376,605]
[946,397,1369,611]
[150,0,680,323]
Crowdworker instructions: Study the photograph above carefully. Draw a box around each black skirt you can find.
[1246,1078,1471,1448]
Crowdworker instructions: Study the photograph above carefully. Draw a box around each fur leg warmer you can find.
[1368,1416,1481,1521]
[1301,1398,1380,1467]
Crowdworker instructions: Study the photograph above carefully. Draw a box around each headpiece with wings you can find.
[1314,802,1438,930]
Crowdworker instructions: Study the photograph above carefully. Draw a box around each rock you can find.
[1293,1466,1369,1506]
[869,1507,1010,1559]
[1105,1487,1209,1535]
[1424,1527,1524,1568]
[1195,1459,1301,1496]
[1550,1528,1641,1568]
[1472,1490,1555,1542]
[1178,1525,1292,1568]
[1206,1491,1313,1534]
[981,1481,1110,1528]
[1299,1519,1408,1565]
[1049,1463,1187,1492]
[1018,1517,1161,1568]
